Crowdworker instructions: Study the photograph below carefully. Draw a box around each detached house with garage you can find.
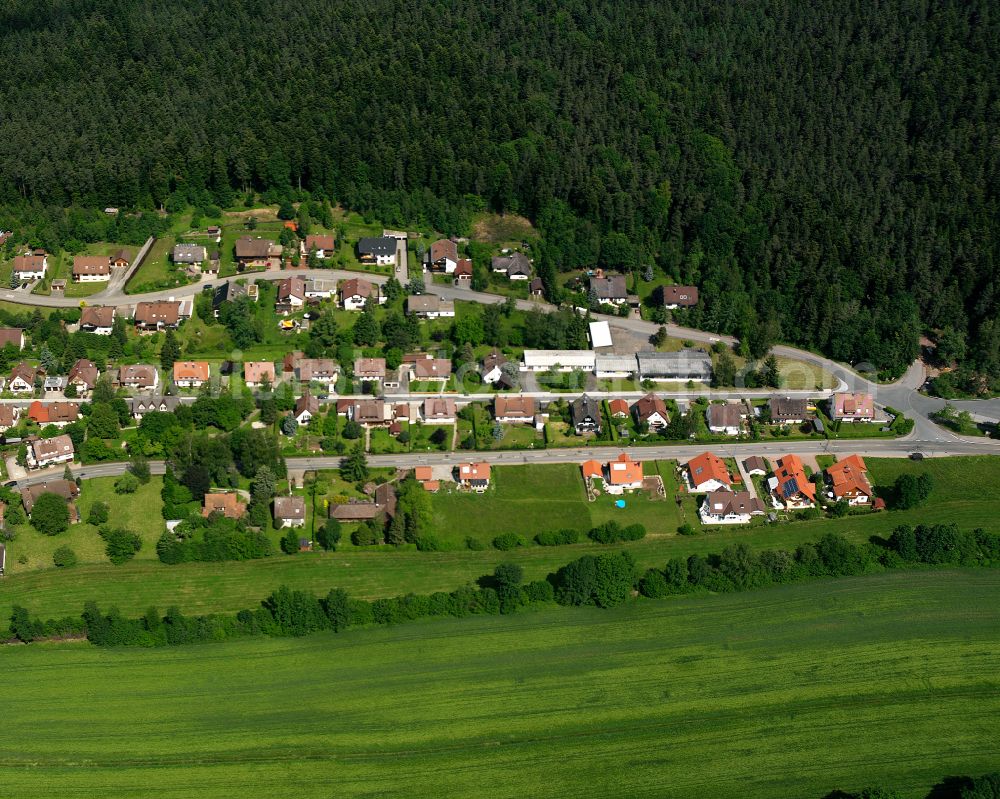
[427,239,458,273]
[134,300,189,331]
[494,395,537,425]
[411,356,451,383]
[295,358,339,389]
[172,244,207,267]
[202,492,246,520]
[581,453,644,495]
[769,396,810,425]
[235,236,282,269]
[422,397,457,424]
[273,495,306,528]
[79,306,115,335]
[294,392,319,425]
[654,285,699,309]
[491,252,531,280]
[114,364,160,392]
[406,295,455,319]
[354,357,386,385]
[244,361,276,388]
[456,462,491,492]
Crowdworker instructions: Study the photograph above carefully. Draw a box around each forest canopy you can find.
[0,0,997,380]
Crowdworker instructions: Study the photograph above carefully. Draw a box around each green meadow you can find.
[1,456,997,624]
[1,570,998,798]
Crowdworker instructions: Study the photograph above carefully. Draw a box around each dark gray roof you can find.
[214,282,247,307]
[570,394,602,428]
[590,274,628,300]
[357,237,396,257]
[636,349,713,380]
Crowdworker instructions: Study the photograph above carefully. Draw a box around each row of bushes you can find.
[499,521,646,551]
[9,524,999,647]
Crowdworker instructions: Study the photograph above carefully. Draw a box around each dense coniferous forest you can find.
[0,0,997,380]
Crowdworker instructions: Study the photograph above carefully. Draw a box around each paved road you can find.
[13,433,999,490]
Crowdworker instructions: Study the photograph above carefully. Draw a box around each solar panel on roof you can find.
[781,478,799,498]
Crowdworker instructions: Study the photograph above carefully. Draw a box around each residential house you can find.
[481,350,509,384]
[608,398,629,419]
[427,239,458,273]
[0,404,20,431]
[79,306,115,335]
[134,300,189,331]
[769,454,816,508]
[172,244,207,266]
[304,278,337,300]
[28,401,79,427]
[412,357,451,383]
[707,403,743,436]
[0,328,26,349]
[631,393,670,430]
[354,357,386,384]
[26,434,75,469]
[72,256,111,282]
[494,395,537,424]
[529,278,544,297]
[294,392,319,424]
[67,359,99,396]
[12,254,47,281]
[273,495,306,527]
[213,282,247,314]
[296,358,339,388]
[831,392,876,423]
[700,490,766,525]
[457,462,491,492]
[21,480,80,521]
[244,361,276,388]
[301,234,336,258]
[491,252,531,279]
[115,364,160,393]
[520,350,597,373]
[173,361,210,388]
[654,285,699,309]
[202,492,247,519]
[770,396,810,425]
[276,276,306,314]
[343,399,390,426]
[8,363,37,393]
[329,499,382,521]
[406,295,455,319]
[357,237,397,265]
[423,397,457,424]
[589,274,628,304]
[742,456,768,476]
[340,277,381,311]
[282,351,305,376]
[128,395,181,419]
[582,453,644,495]
[110,249,130,268]
[570,394,602,434]
[453,259,473,285]
[686,452,732,492]
[826,454,873,506]
[235,236,282,269]
[636,349,713,383]
[43,375,67,394]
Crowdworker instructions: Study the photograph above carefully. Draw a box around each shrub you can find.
[114,473,140,494]
[465,536,486,551]
[415,535,442,552]
[524,580,555,603]
[638,568,669,598]
[492,532,524,551]
[534,528,579,546]
[87,501,110,525]
[316,518,341,551]
[677,523,698,536]
[52,546,78,568]
[587,521,646,544]
[100,527,142,565]
[30,492,70,535]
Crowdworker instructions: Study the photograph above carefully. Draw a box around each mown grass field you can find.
[2,456,997,623]
[2,570,998,799]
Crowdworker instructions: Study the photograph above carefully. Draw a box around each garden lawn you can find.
[2,570,999,799]
[8,476,165,571]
